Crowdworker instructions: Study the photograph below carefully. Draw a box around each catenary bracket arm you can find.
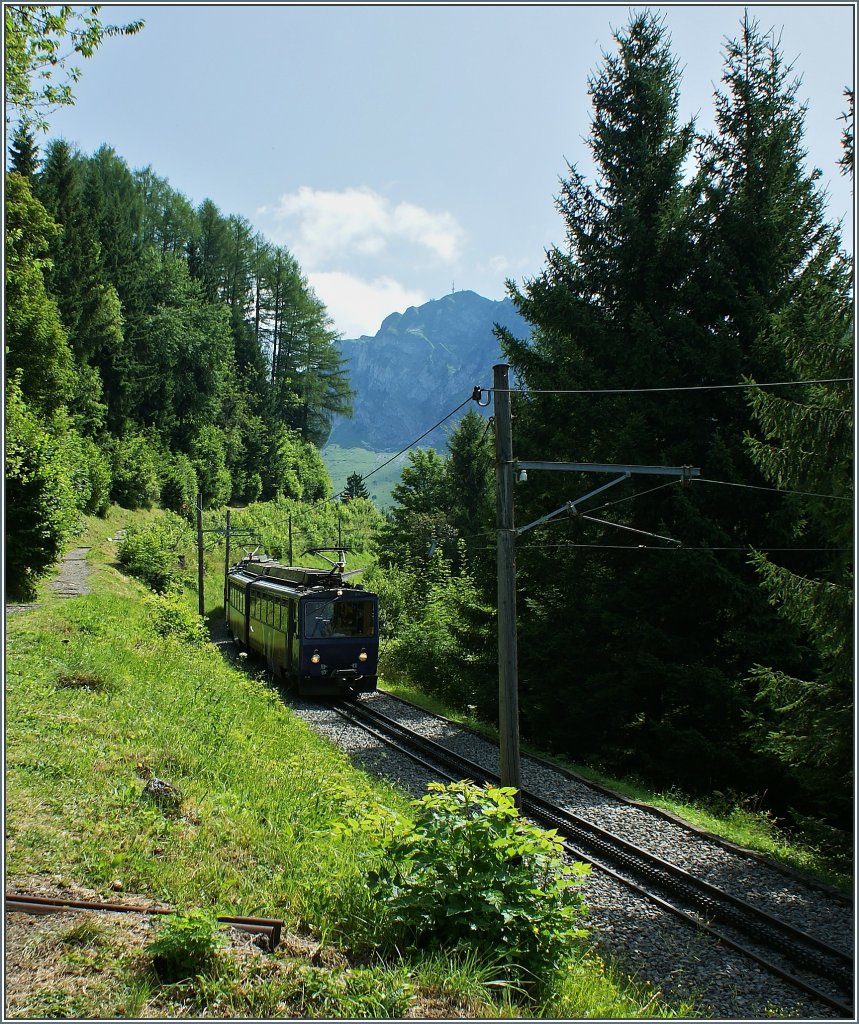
[516,473,630,536]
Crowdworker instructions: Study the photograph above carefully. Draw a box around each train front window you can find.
[304,600,374,638]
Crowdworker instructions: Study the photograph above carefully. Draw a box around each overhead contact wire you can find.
[359,395,476,486]
[489,377,852,396]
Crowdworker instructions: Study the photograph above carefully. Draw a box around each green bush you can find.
[373,552,495,709]
[110,432,161,510]
[56,429,112,517]
[81,437,112,516]
[159,452,198,518]
[147,909,224,981]
[117,512,192,592]
[189,425,232,509]
[347,781,589,985]
[5,379,80,599]
[147,592,208,645]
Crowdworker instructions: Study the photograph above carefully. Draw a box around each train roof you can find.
[227,557,369,596]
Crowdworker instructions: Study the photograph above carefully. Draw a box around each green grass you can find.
[321,444,410,508]
[6,507,695,1019]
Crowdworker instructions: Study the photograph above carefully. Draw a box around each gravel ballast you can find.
[291,691,852,1020]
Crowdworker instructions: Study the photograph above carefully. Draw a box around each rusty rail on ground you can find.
[5,893,283,950]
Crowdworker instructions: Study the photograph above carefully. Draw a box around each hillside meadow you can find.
[5,507,690,1019]
[321,444,412,508]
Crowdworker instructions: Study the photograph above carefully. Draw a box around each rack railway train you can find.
[226,548,379,697]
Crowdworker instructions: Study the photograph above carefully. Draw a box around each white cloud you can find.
[260,185,464,267]
[306,271,426,339]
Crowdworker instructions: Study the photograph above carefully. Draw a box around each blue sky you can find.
[39,3,855,339]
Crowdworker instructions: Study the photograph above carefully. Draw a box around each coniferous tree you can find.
[496,12,834,803]
[444,409,494,580]
[188,198,230,303]
[378,449,451,567]
[345,472,370,500]
[744,240,853,824]
[135,166,196,256]
[498,12,736,782]
[8,118,39,176]
[740,112,854,824]
[36,140,125,433]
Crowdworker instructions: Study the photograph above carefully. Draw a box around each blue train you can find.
[226,548,379,697]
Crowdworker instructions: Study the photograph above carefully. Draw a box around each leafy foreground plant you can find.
[146,909,225,982]
[344,781,590,989]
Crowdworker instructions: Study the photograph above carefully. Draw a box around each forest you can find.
[371,13,854,836]
[6,7,351,601]
[5,8,853,837]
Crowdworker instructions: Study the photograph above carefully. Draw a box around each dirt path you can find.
[47,547,92,598]
[6,547,92,615]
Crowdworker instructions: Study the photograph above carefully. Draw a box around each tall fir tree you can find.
[344,472,370,501]
[740,96,854,824]
[8,118,39,176]
[497,11,827,803]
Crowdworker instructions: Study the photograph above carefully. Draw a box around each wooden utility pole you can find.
[196,492,205,617]
[493,363,522,800]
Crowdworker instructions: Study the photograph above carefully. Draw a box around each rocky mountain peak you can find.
[328,291,530,452]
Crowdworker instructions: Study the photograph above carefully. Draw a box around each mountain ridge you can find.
[327,290,530,452]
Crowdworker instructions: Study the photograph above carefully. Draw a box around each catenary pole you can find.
[224,508,231,610]
[196,492,205,618]
[493,363,522,801]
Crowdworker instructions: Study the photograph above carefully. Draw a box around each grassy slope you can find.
[6,507,690,1019]
[321,444,411,508]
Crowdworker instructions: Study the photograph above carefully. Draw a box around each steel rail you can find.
[332,699,853,1018]
[5,893,283,950]
[375,691,852,903]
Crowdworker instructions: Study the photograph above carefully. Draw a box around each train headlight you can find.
[311,651,321,665]
[358,650,368,662]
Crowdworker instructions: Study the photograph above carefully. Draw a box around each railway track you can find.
[331,697,854,1018]
[5,894,283,950]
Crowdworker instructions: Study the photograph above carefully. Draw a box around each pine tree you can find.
[498,12,734,780]
[8,118,39,176]
[344,472,370,501]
